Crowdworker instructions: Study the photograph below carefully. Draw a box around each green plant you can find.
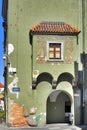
[0,110,5,118]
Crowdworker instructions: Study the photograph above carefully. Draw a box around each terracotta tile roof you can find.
[30,22,81,36]
[0,83,4,88]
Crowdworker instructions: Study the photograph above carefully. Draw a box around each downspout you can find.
[82,0,85,52]
[81,0,85,124]
[29,30,34,89]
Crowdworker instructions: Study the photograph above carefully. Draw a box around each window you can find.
[47,41,64,61]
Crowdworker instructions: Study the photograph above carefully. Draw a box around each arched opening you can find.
[46,90,72,124]
[57,72,74,86]
[36,72,53,88]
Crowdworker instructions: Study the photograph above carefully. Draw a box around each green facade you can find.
[6,0,87,126]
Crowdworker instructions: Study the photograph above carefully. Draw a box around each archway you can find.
[57,72,74,85]
[36,72,53,87]
[46,90,72,124]
[32,72,53,89]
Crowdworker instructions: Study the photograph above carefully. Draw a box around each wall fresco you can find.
[36,36,74,64]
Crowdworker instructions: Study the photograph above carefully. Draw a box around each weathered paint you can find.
[7,0,87,126]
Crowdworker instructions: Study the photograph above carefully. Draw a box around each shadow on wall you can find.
[32,72,74,89]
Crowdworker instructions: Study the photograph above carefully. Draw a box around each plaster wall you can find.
[32,35,77,80]
[7,0,87,125]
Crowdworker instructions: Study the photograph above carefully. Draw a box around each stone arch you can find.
[57,72,74,86]
[34,72,53,89]
[46,90,73,124]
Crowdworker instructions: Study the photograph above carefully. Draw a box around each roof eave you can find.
[29,30,81,45]
[31,31,80,36]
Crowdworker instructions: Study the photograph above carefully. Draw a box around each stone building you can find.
[2,0,87,127]
[29,21,81,124]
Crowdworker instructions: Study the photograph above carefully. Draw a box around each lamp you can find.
[3,54,16,76]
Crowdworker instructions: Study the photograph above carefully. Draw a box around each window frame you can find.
[47,41,64,61]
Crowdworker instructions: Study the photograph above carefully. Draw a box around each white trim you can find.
[47,41,64,61]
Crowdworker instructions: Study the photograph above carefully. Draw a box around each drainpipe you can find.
[81,53,85,124]
[81,0,85,124]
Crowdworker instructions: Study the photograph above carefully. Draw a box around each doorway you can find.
[65,101,71,123]
[46,90,71,124]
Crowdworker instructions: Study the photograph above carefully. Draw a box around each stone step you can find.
[45,124,82,130]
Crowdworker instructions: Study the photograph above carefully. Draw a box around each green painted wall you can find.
[32,35,77,80]
[7,0,87,126]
